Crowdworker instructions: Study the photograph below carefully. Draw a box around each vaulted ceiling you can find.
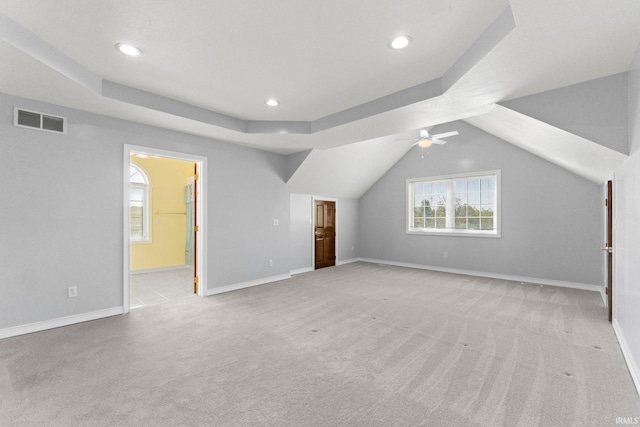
[1,0,640,197]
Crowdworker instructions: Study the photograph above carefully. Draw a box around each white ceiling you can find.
[1,0,640,196]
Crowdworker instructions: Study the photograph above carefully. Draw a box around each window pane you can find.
[454,179,467,193]
[413,218,425,228]
[455,193,467,206]
[435,217,446,228]
[435,204,446,217]
[481,191,495,205]
[130,206,143,237]
[467,179,480,192]
[414,207,424,218]
[130,187,144,203]
[481,218,494,230]
[481,207,494,217]
[468,218,480,230]
[425,218,435,228]
[481,177,494,191]
[468,205,480,216]
[455,218,467,229]
[434,182,446,194]
[468,192,480,205]
[130,166,145,184]
[129,166,149,240]
[425,203,435,217]
[455,204,467,217]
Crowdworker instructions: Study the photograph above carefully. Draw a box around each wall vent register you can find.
[14,107,67,134]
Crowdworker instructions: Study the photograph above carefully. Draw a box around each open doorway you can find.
[123,145,207,312]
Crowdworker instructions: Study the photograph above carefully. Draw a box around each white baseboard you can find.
[206,274,291,296]
[130,265,191,275]
[613,319,640,397]
[291,267,313,275]
[291,258,359,275]
[0,307,124,340]
[357,258,603,293]
[600,287,608,307]
[337,258,359,266]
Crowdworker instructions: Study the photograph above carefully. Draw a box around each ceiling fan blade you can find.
[431,139,448,145]
[431,131,459,139]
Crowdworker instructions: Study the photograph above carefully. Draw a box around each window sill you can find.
[407,229,501,238]
[131,238,152,245]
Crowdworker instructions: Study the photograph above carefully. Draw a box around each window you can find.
[407,170,500,237]
[130,164,150,242]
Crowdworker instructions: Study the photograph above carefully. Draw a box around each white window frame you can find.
[406,170,501,238]
[129,164,151,243]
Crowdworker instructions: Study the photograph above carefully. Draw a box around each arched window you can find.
[130,164,150,241]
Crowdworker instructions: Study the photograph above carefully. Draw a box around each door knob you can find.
[600,246,613,253]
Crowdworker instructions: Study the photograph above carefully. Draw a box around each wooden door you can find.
[315,201,336,269]
[605,180,613,321]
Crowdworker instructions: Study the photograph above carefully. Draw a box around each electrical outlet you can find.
[272,219,279,226]
[67,286,77,298]
[443,252,448,258]
[268,259,273,267]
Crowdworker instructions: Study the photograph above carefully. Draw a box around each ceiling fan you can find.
[409,129,459,148]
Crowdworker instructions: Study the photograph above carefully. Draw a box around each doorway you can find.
[314,200,336,269]
[123,145,207,312]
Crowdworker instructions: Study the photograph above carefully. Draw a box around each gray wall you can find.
[0,93,290,329]
[502,73,629,155]
[337,198,359,263]
[290,193,313,271]
[613,43,640,389]
[358,120,604,285]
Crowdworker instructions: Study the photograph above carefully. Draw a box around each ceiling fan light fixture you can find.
[389,35,412,50]
[266,99,280,107]
[116,43,142,57]
[418,139,432,148]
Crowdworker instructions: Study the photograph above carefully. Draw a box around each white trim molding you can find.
[291,267,314,275]
[0,307,124,340]
[600,288,608,307]
[130,265,192,275]
[206,274,291,296]
[613,319,640,397]
[337,258,360,266]
[357,258,603,293]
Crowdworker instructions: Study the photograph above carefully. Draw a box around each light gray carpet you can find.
[1,262,638,426]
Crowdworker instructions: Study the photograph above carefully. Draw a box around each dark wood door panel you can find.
[315,200,336,269]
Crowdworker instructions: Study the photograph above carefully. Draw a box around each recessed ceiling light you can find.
[116,43,142,57]
[389,35,412,50]
[266,99,280,107]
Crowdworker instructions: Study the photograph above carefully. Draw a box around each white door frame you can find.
[123,144,207,313]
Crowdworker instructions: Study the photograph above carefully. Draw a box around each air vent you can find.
[14,108,66,134]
